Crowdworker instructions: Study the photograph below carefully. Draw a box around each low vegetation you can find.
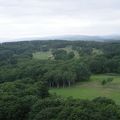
[50,74,120,104]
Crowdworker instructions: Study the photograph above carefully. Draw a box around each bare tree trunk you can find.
[49,82,51,88]
[63,81,65,88]
[52,82,54,87]
[57,83,59,88]
[68,81,71,87]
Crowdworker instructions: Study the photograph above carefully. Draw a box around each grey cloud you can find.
[0,0,120,42]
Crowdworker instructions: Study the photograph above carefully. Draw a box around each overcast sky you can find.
[0,0,120,42]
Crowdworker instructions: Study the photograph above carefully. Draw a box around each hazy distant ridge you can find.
[41,35,120,41]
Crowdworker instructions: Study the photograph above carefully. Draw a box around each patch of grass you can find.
[50,74,120,104]
[33,51,53,60]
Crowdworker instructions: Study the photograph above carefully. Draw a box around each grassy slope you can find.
[50,74,120,104]
[33,51,53,60]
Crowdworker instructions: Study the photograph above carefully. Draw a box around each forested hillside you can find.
[0,40,120,120]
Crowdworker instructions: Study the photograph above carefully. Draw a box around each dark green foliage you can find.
[0,40,120,75]
[52,49,75,60]
[0,80,48,120]
[29,98,63,120]
[74,62,91,81]
[88,55,120,74]
[1,94,119,120]
[33,81,49,98]
[34,107,62,120]
[68,51,75,59]
[52,49,68,60]
[93,97,115,105]
[42,60,90,87]
[0,59,91,87]
[30,97,120,120]
[101,79,107,85]
[0,95,38,120]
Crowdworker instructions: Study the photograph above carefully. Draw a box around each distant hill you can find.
[40,35,120,41]
[1,35,120,43]
[41,35,103,41]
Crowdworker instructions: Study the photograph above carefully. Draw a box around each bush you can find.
[101,77,113,86]
[101,79,107,85]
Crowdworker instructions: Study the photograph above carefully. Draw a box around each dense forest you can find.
[0,40,120,120]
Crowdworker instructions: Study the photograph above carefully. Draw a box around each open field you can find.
[50,74,120,104]
[33,51,53,60]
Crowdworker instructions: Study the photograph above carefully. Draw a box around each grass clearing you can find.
[50,74,120,104]
[33,51,53,60]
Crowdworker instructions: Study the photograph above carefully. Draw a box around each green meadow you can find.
[33,51,53,60]
[50,74,120,104]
